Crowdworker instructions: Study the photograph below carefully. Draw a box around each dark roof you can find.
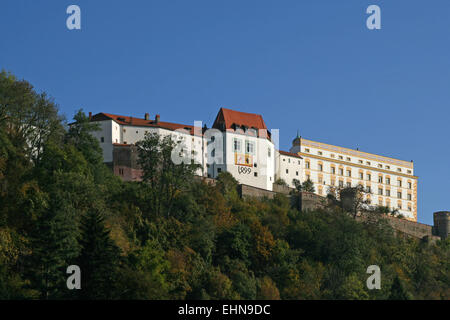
[279,150,302,159]
[212,108,267,131]
[90,113,200,136]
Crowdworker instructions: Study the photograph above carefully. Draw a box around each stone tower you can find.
[433,211,450,239]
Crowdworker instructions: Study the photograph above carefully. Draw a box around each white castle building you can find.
[88,108,418,221]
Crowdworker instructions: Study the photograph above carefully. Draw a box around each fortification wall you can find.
[238,184,276,199]
[299,192,326,211]
[382,215,440,241]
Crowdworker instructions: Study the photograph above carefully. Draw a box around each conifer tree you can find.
[27,197,80,299]
[77,209,121,299]
[389,276,412,300]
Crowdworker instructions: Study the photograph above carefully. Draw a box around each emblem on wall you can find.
[238,166,252,175]
[235,153,253,167]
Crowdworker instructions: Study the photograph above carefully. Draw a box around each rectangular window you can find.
[407,194,412,201]
[318,164,323,171]
[305,162,310,169]
[397,192,402,199]
[286,169,289,174]
[367,174,371,181]
[339,168,344,175]
[366,186,371,193]
[233,139,241,152]
[386,178,390,185]
[347,170,351,177]
[408,182,412,189]
[245,141,255,154]
[331,167,336,174]
[101,137,104,143]
[378,188,383,195]
[386,190,391,197]
[296,171,299,176]
[398,180,402,187]
[346,182,351,188]
[339,181,344,187]
[359,172,363,179]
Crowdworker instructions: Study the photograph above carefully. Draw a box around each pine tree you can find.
[77,209,121,299]
[388,276,412,300]
[27,197,80,299]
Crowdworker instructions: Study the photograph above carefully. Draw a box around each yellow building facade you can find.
[290,137,418,221]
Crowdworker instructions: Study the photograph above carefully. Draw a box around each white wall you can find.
[275,152,302,188]
[207,130,275,190]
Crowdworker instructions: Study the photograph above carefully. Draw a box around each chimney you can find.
[145,113,150,120]
[155,114,160,124]
[89,112,92,120]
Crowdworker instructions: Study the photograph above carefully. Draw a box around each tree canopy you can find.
[0,71,449,300]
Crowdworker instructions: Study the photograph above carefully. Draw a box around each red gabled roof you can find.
[90,113,200,136]
[212,108,267,131]
[279,150,303,159]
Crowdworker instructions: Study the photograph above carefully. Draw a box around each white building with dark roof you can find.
[88,107,418,221]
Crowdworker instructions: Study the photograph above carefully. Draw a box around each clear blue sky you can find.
[1,0,449,224]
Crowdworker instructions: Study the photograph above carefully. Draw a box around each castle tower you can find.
[290,131,301,154]
[433,211,450,239]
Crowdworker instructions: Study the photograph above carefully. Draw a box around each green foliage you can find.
[0,71,449,300]
[77,209,121,299]
[301,179,315,193]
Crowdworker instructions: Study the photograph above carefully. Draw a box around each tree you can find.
[77,209,121,299]
[389,276,412,300]
[339,185,371,219]
[292,179,302,192]
[301,179,315,193]
[65,109,105,178]
[274,178,288,187]
[0,70,64,165]
[136,132,200,217]
[26,195,80,299]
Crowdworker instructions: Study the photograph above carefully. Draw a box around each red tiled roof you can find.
[279,150,302,159]
[90,113,200,136]
[212,108,267,131]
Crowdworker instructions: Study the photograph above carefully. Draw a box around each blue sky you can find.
[1,0,449,224]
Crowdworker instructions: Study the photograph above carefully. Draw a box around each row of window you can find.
[233,138,257,155]
[305,163,413,189]
[315,186,413,211]
[285,169,299,176]
[282,157,301,165]
[303,148,412,174]
[306,175,412,200]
